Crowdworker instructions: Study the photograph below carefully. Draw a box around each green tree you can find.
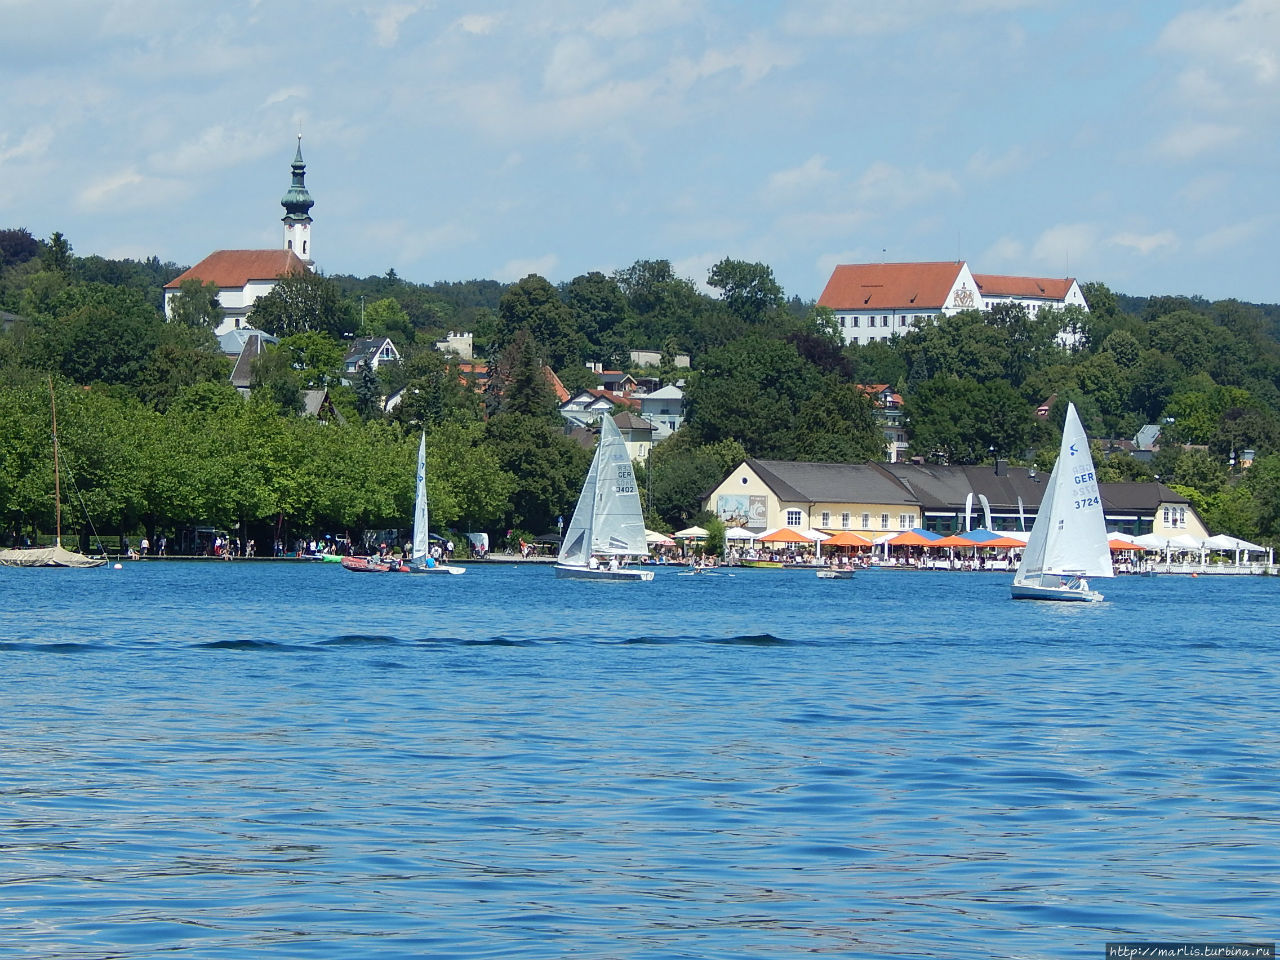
[484,412,590,533]
[250,270,355,338]
[684,333,822,458]
[495,274,583,370]
[168,277,223,329]
[792,378,884,462]
[250,345,304,414]
[281,331,345,388]
[489,328,560,422]
[706,258,784,327]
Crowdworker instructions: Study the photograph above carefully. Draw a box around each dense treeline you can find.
[4,224,1280,547]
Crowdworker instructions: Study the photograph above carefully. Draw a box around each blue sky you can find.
[2,0,1276,304]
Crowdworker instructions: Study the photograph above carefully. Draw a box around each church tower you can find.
[281,135,315,266]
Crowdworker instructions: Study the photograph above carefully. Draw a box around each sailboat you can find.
[0,380,106,569]
[555,414,654,581]
[341,432,465,575]
[1011,402,1112,601]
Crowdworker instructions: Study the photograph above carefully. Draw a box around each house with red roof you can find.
[163,138,316,336]
[858,385,908,462]
[819,261,1087,348]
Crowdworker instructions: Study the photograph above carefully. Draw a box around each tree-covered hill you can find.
[4,224,1280,547]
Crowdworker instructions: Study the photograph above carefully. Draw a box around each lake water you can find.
[1,561,1277,959]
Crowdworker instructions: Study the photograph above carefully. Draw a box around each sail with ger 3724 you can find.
[1011,402,1113,602]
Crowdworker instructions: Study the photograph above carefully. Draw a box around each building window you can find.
[882,316,890,327]
[852,317,860,328]
[820,512,830,527]
[899,514,911,529]
[862,513,870,528]
[1163,507,1170,525]
[786,509,802,527]
[841,512,850,528]
[881,513,889,529]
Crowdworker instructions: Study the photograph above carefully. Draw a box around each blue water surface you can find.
[1,562,1277,959]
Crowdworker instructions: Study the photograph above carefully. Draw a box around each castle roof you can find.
[972,274,1076,300]
[818,262,966,311]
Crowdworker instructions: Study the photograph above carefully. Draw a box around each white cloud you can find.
[781,0,1047,37]
[0,126,54,165]
[543,35,611,97]
[78,171,149,212]
[965,146,1029,181]
[1153,122,1243,161]
[262,86,307,109]
[671,253,720,293]
[1110,230,1178,256]
[1158,0,1280,95]
[1030,223,1101,274]
[149,125,279,176]
[368,3,424,47]
[765,154,838,199]
[456,13,498,35]
[496,254,559,282]
[1194,220,1263,255]
[855,162,959,208]
[587,0,697,40]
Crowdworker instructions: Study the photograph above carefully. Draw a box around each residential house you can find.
[344,336,401,375]
[613,411,656,463]
[638,385,685,440]
[226,332,276,396]
[559,388,640,431]
[859,385,908,462]
[301,389,345,424]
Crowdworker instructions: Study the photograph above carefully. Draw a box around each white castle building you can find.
[818,261,1088,348]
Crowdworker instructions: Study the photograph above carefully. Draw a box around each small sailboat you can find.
[1011,402,1112,601]
[555,415,654,581]
[0,380,105,569]
[342,432,464,575]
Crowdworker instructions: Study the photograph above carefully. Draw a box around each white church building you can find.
[818,261,1088,348]
[163,137,316,336]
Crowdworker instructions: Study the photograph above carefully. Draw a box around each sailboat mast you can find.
[49,377,61,547]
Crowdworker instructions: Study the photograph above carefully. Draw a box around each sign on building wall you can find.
[716,494,768,528]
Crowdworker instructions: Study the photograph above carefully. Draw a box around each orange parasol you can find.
[759,527,814,544]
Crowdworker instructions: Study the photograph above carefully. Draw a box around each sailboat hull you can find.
[1011,578,1102,602]
[554,563,654,582]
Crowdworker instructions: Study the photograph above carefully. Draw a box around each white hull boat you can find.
[1011,402,1112,603]
[555,415,653,582]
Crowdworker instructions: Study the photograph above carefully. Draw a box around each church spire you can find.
[281,135,314,265]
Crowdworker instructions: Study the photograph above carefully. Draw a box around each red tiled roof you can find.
[589,388,640,411]
[544,367,570,404]
[818,262,964,311]
[857,384,903,406]
[973,274,1074,300]
[164,249,309,289]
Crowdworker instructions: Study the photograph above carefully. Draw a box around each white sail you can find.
[1014,402,1112,591]
[557,415,650,573]
[588,416,649,556]
[558,434,602,567]
[412,432,430,564]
